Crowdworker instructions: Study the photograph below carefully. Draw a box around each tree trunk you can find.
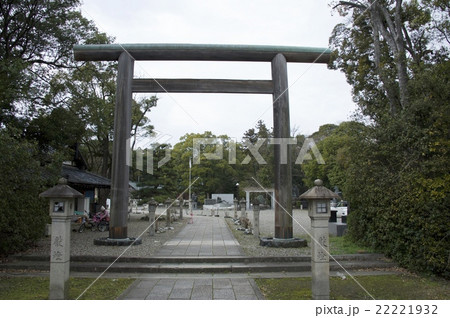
[393,0,409,109]
[371,7,400,115]
[97,135,111,209]
[369,0,409,113]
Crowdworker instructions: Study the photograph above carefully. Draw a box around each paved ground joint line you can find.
[119,216,263,300]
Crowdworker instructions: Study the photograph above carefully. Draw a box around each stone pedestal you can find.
[240,199,246,218]
[253,209,260,236]
[253,202,260,237]
[311,216,330,299]
[166,208,171,227]
[148,210,156,236]
[259,237,307,247]
[329,222,348,237]
[49,215,71,300]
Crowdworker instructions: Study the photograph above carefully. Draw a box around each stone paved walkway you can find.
[119,277,263,300]
[156,215,242,256]
[119,215,264,300]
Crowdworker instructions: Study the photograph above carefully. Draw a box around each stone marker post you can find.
[188,199,194,224]
[40,178,82,300]
[233,198,238,219]
[174,199,179,220]
[240,198,247,218]
[300,179,340,300]
[179,198,183,219]
[165,198,172,228]
[148,198,157,236]
[252,200,260,237]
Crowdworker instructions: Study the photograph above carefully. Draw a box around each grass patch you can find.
[256,273,450,300]
[0,276,134,300]
[329,235,375,254]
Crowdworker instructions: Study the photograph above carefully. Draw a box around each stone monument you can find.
[252,199,261,237]
[300,179,340,300]
[40,178,82,300]
[148,198,157,236]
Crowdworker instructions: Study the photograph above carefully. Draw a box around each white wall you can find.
[211,193,234,204]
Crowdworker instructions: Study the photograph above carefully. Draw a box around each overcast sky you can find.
[80,0,356,147]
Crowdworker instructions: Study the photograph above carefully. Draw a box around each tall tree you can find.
[240,120,274,188]
[45,60,116,176]
[45,58,158,178]
[329,0,450,277]
[0,0,103,128]
[132,143,177,203]
[171,132,238,203]
[330,0,448,116]
[131,96,158,151]
[302,122,367,191]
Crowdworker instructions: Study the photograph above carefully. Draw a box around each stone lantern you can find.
[239,198,247,218]
[148,198,157,236]
[299,179,340,300]
[39,178,83,300]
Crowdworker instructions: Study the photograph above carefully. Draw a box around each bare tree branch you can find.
[334,0,368,10]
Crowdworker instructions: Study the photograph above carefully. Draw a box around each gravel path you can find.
[20,208,187,258]
[19,208,314,259]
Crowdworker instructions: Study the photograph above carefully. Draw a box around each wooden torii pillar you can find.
[73,44,330,241]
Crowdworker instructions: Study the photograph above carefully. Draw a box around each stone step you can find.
[11,253,388,264]
[0,259,396,274]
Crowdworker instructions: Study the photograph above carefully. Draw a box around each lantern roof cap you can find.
[299,179,340,200]
[39,178,83,199]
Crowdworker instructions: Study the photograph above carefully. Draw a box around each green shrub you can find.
[346,137,450,279]
[0,132,52,255]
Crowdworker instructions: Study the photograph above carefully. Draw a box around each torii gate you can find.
[73,43,330,242]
